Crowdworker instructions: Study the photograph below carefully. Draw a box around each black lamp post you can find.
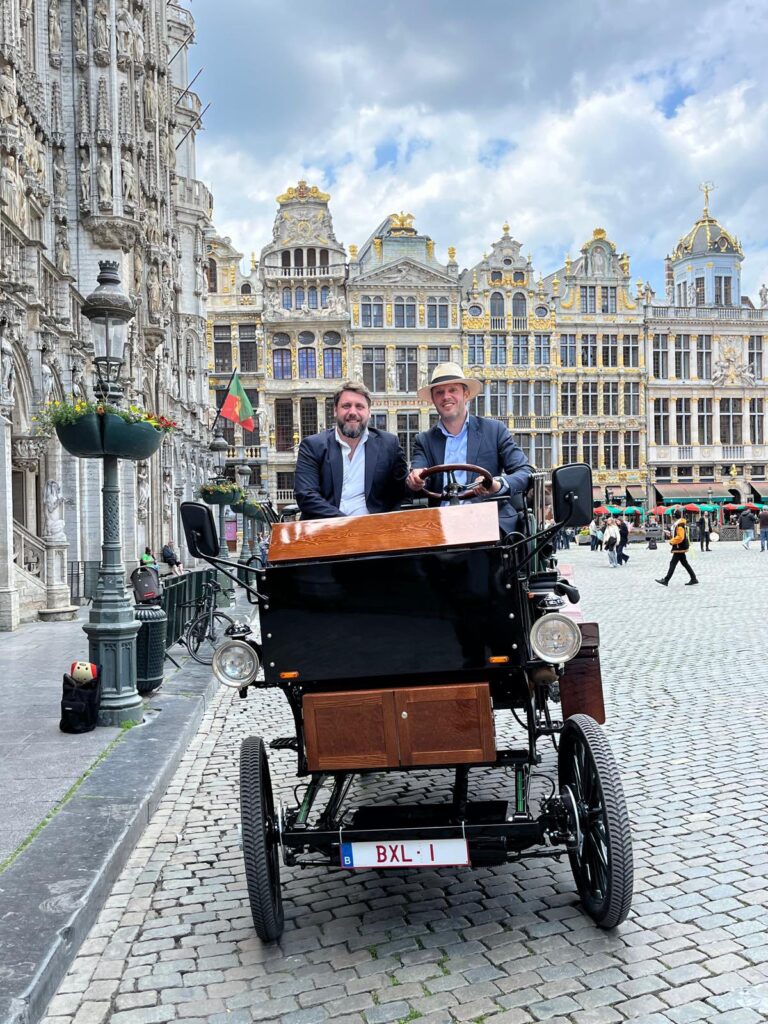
[81,261,142,726]
[237,460,252,578]
[209,423,233,601]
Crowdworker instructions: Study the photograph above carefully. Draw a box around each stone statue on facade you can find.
[163,468,173,519]
[78,148,90,207]
[121,152,136,206]
[760,283,767,308]
[93,0,109,53]
[73,2,88,56]
[48,0,62,55]
[688,282,697,307]
[0,154,17,216]
[1,323,15,405]
[133,248,143,295]
[136,462,149,521]
[0,66,16,125]
[146,204,161,245]
[40,359,54,404]
[55,224,70,275]
[146,264,162,319]
[96,147,112,208]
[42,480,67,541]
[116,3,133,62]
[643,281,655,304]
[53,149,67,200]
[132,13,145,65]
[592,247,605,275]
[143,76,157,124]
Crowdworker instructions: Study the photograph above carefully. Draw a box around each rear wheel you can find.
[240,736,284,941]
[187,610,235,665]
[558,714,633,928]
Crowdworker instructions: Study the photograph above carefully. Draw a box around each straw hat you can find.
[417,361,482,403]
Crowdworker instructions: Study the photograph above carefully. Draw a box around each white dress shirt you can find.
[336,428,369,517]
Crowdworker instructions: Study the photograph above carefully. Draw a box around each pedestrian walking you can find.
[616,516,630,565]
[697,512,711,552]
[656,510,699,586]
[603,518,620,567]
[759,507,768,551]
[739,508,757,549]
[589,517,599,551]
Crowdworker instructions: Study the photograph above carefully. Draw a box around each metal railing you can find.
[649,305,768,321]
[263,265,345,278]
[67,560,101,603]
[722,445,745,460]
[13,521,46,584]
[161,568,216,651]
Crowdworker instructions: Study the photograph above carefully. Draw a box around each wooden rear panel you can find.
[303,690,400,771]
[560,622,605,724]
[269,503,500,563]
[394,683,496,767]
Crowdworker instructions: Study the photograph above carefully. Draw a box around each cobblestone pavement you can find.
[41,542,768,1024]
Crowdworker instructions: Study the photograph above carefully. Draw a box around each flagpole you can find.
[210,368,238,433]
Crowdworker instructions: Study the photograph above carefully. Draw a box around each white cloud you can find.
[194,0,768,299]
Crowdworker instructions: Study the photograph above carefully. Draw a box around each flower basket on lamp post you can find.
[198,482,245,507]
[102,413,163,460]
[54,413,104,458]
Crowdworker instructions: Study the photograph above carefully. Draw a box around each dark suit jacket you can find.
[294,427,408,519]
[410,416,533,533]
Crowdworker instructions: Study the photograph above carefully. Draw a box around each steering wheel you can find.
[417,463,494,501]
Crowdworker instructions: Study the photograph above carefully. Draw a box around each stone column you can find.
[669,398,677,446]
[39,442,78,621]
[0,414,20,630]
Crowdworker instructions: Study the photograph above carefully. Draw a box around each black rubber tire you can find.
[558,714,633,929]
[240,736,284,941]
[186,611,235,665]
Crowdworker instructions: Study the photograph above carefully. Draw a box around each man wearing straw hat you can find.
[406,362,533,534]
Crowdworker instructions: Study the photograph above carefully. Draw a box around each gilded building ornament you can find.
[276,180,330,204]
[349,244,358,259]
[463,314,485,331]
[385,303,392,325]
[373,238,382,259]
[418,304,425,325]
[389,212,415,235]
[426,239,434,259]
[352,303,360,325]
[447,247,456,261]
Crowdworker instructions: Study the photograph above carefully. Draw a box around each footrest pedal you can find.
[270,736,298,750]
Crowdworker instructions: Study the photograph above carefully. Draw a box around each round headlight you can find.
[212,640,260,688]
[529,613,582,664]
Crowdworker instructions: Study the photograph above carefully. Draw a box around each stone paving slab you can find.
[17,543,768,1023]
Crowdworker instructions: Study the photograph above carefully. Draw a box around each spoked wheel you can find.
[558,714,633,928]
[240,736,284,941]
[187,611,235,665]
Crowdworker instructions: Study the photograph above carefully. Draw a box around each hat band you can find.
[430,374,465,386]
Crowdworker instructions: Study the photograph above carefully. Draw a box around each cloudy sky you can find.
[190,0,768,299]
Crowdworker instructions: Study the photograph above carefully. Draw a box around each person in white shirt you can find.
[294,382,408,519]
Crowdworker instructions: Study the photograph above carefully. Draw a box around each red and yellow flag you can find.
[219,373,255,431]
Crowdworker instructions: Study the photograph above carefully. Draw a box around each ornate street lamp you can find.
[81,261,142,726]
[209,423,233,600]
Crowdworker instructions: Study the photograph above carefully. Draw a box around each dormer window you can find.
[490,271,503,283]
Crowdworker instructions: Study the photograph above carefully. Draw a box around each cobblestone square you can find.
[41,542,768,1024]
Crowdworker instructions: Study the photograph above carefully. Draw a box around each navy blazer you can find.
[294,427,408,519]
[410,416,533,532]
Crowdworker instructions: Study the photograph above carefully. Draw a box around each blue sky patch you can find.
[374,140,399,169]
[659,82,696,118]
[479,138,516,168]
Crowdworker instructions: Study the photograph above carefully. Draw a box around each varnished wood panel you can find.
[269,503,500,564]
[560,622,605,724]
[394,683,496,767]
[303,690,399,771]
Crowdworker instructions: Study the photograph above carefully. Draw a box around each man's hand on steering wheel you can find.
[409,463,496,501]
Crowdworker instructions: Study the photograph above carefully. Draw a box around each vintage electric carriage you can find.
[180,462,633,942]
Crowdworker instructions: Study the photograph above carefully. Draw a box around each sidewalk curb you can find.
[0,667,219,1024]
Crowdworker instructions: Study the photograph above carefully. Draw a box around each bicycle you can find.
[181,579,236,665]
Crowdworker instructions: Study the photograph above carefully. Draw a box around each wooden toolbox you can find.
[303,683,496,772]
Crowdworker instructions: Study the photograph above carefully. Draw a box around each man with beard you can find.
[294,381,408,519]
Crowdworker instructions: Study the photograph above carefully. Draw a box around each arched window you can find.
[294,249,304,270]
[394,295,417,328]
[308,286,318,308]
[319,249,329,268]
[207,258,218,293]
[306,248,316,268]
[512,292,527,319]
[240,283,252,295]
[427,297,438,328]
[282,287,292,310]
[295,285,305,308]
[320,286,330,308]
[281,251,290,276]
[324,348,342,378]
[298,348,316,378]
[298,331,315,345]
[272,349,292,379]
[431,297,449,328]
[490,292,505,318]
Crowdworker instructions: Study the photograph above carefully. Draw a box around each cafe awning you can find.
[655,483,731,501]
[751,483,768,501]
[626,486,645,503]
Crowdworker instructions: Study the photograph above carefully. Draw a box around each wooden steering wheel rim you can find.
[418,463,494,500]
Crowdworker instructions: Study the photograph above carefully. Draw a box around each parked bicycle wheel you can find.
[187,610,236,665]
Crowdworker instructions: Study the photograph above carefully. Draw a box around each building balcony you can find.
[722,445,745,460]
[176,177,213,217]
[490,317,505,330]
[512,317,528,331]
[678,446,693,460]
[173,86,202,117]
[263,265,346,279]
[649,305,768,321]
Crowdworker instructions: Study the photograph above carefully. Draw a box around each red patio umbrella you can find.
[684,503,701,512]
[723,502,743,510]
[650,505,666,516]
[593,505,608,515]
[744,502,760,510]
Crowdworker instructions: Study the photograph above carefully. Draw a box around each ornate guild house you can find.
[1,0,212,629]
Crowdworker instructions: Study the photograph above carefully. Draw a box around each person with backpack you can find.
[656,510,699,587]
[603,518,621,568]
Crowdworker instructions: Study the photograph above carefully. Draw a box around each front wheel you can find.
[187,610,235,665]
[558,714,633,928]
[241,736,284,941]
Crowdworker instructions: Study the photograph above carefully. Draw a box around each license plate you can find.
[340,838,470,869]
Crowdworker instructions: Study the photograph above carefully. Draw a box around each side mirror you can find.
[180,501,219,559]
[551,463,593,527]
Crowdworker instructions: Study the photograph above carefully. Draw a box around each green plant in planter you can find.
[197,481,246,506]
[34,397,177,460]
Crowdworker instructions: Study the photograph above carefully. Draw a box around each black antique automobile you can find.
[180,462,633,942]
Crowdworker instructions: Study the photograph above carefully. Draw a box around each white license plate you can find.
[340,838,470,869]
